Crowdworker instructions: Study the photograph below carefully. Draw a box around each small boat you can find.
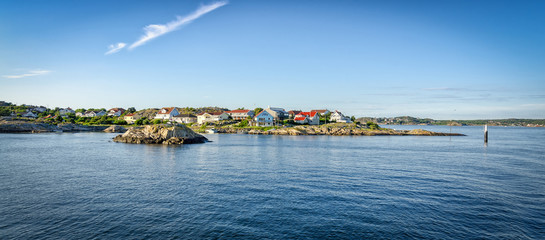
[206,128,218,134]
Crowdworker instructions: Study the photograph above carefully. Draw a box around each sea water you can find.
[0,126,544,239]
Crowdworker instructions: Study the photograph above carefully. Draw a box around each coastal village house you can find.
[330,110,352,123]
[311,109,330,116]
[225,109,254,120]
[288,110,302,119]
[22,111,38,118]
[83,110,106,118]
[197,112,229,124]
[107,108,125,117]
[264,107,289,121]
[59,108,75,116]
[124,113,136,124]
[295,111,320,125]
[173,114,197,124]
[254,110,274,126]
[154,107,179,120]
[32,106,47,113]
[293,115,308,124]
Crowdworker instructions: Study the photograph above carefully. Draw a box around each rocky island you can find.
[113,124,208,145]
[211,123,465,136]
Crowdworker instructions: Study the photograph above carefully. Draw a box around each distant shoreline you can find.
[0,120,465,136]
[356,117,545,128]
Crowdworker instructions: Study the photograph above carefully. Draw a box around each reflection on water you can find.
[1,127,544,239]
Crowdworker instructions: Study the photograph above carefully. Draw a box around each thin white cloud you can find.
[422,87,469,91]
[105,42,126,55]
[3,70,52,79]
[128,1,228,50]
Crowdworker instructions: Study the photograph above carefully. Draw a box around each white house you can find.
[197,112,230,124]
[254,110,274,126]
[22,111,37,118]
[293,116,308,124]
[330,110,352,123]
[288,110,302,119]
[311,109,330,116]
[76,112,84,117]
[154,107,179,120]
[107,108,125,117]
[225,109,254,120]
[33,106,47,113]
[295,111,320,125]
[173,114,197,124]
[83,111,96,117]
[59,108,75,116]
[83,110,106,118]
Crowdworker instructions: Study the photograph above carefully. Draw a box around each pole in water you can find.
[484,124,488,143]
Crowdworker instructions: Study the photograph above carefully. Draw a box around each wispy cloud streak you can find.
[422,87,469,91]
[3,70,51,79]
[105,42,126,55]
[128,1,227,50]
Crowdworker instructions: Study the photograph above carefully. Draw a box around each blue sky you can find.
[1,0,544,119]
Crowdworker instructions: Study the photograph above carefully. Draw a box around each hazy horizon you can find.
[1,0,544,120]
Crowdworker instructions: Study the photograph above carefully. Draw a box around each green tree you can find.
[324,112,331,124]
[135,118,144,125]
[55,115,63,122]
[237,119,249,127]
[367,121,380,130]
[127,107,136,113]
[152,119,162,124]
[254,108,263,115]
[0,107,11,116]
[114,119,127,125]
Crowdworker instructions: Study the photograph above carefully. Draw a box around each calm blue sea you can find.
[0,126,544,239]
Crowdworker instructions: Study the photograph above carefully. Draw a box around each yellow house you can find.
[124,113,136,124]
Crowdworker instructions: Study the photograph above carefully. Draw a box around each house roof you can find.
[294,116,307,121]
[311,109,329,114]
[225,109,251,114]
[157,107,176,115]
[125,113,135,117]
[266,107,288,114]
[174,114,196,118]
[109,108,125,112]
[299,111,318,117]
[197,112,225,116]
[255,110,271,117]
[288,110,302,115]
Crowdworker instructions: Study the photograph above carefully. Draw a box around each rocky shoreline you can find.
[213,124,465,136]
[0,120,109,133]
[0,120,464,137]
[113,125,208,145]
